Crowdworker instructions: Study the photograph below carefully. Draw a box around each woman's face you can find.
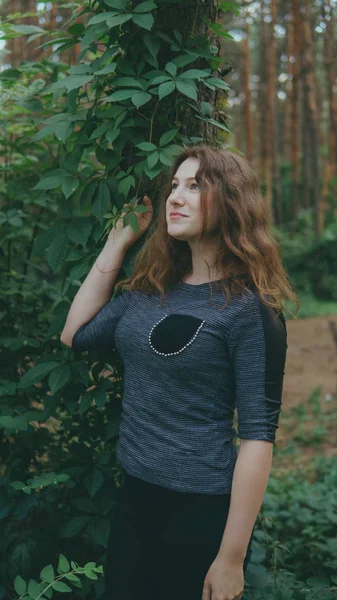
[166,157,217,243]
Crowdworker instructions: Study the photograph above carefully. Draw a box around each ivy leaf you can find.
[133,1,157,12]
[48,365,71,395]
[176,79,197,101]
[67,218,92,247]
[18,362,59,389]
[159,129,179,147]
[47,233,68,272]
[143,33,160,58]
[132,91,152,108]
[61,516,91,538]
[87,12,119,26]
[52,581,72,592]
[165,62,177,77]
[62,177,79,199]
[55,121,73,143]
[104,89,138,102]
[179,69,210,79]
[84,468,104,497]
[112,77,143,88]
[40,564,55,584]
[63,75,94,91]
[147,151,159,169]
[136,141,157,151]
[158,80,175,100]
[27,578,41,599]
[106,14,132,27]
[58,554,70,574]
[132,12,154,30]
[105,0,128,8]
[14,575,27,595]
[92,181,111,224]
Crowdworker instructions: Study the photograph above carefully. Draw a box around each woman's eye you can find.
[191,183,199,190]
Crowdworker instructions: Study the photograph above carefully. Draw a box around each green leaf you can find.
[133,1,157,12]
[143,33,160,59]
[65,573,81,583]
[105,0,127,8]
[48,365,71,395]
[62,177,79,199]
[147,151,159,169]
[0,68,21,80]
[61,516,91,538]
[92,181,111,224]
[67,218,93,247]
[68,23,85,36]
[149,75,171,86]
[132,12,154,30]
[104,89,138,102]
[63,75,94,91]
[55,121,73,143]
[14,575,27,595]
[165,62,177,77]
[52,581,72,592]
[179,69,210,79]
[58,554,70,574]
[106,14,132,27]
[112,77,143,88]
[84,468,104,497]
[199,116,230,132]
[94,388,107,408]
[27,578,41,599]
[159,129,179,147]
[105,127,120,143]
[158,80,175,100]
[10,24,46,34]
[159,150,173,166]
[87,11,119,25]
[205,77,230,90]
[33,170,72,190]
[136,141,157,151]
[18,362,59,389]
[47,233,68,272]
[40,564,55,584]
[176,79,197,101]
[11,481,26,490]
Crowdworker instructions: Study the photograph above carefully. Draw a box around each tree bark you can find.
[241,1,253,164]
[300,0,320,238]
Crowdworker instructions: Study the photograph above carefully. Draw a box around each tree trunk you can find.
[300,0,320,238]
[258,0,269,193]
[289,0,301,237]
[241,1,253,164]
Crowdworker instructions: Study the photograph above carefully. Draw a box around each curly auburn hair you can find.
[114,144,300,318]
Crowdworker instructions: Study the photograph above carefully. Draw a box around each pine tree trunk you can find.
[258,1,268,192]
[289,0,301,236]
[241,1,253,164]
[301,0,320,238]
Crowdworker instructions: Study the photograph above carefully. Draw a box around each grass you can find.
[284,293,337,319]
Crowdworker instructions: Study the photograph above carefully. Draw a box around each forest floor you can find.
[272,312,337,477]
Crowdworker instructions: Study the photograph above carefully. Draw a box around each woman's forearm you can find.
[217,439,274,565]
[60,238,128,347]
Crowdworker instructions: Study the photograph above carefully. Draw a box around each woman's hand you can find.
[108,195,153,249]
[202,556,244,600]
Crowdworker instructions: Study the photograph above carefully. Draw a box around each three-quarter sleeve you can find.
[71,290,132,352]
[227,292,288,443]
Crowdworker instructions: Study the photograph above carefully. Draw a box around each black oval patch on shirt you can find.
[149,314,205,355]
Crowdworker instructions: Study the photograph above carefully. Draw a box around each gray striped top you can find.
[72,278,287,494]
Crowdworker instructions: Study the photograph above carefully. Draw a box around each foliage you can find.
[0,1,236,598]
[0,1,336,599]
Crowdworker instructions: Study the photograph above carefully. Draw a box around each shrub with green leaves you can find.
[0,1,237,598]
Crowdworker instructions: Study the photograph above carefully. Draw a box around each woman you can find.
[61,145,299,600]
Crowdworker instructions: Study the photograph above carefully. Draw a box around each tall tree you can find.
[301,0,320,236]
[241,0,253,163]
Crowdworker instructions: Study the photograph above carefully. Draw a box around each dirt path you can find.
[276,313,337,466]
[283,314,337,407]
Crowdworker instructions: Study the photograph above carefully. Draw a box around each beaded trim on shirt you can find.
[149,314,206,356]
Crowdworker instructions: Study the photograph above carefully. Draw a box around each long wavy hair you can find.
[114,144,300,318]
